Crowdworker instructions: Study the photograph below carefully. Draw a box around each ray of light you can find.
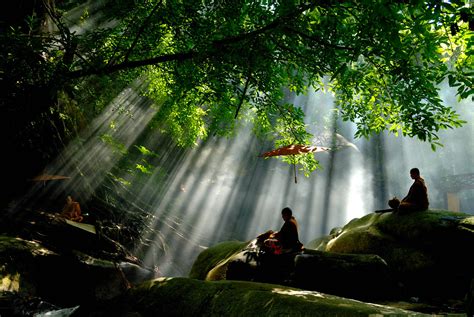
[13,79,157,213]
[12,76,472,279]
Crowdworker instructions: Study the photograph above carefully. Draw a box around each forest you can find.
[1,0,474,315]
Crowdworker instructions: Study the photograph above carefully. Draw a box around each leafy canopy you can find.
[3,0,473,175]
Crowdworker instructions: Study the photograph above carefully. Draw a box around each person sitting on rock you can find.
[60,195,84,222]
[263,207,304,255]
[389,167,429,213]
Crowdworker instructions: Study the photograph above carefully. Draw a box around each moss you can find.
[126,277,428,316]
[326,225,390,253]
[189,240,248,280]
[374,210,474,249]
[325,210,474,254]
[319,209,474,284]
[184,210,474,310]
[305,235,330,250]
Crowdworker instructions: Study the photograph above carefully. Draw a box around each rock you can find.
[90,277,429,316]
[293,249,396,300]
[0,292,66,317]
[467,278,474,317]
[119,261,159,285]
[310,210,474,300]
[0,235,138,307]
[189,240,248,280]
[190,209,474,314]
[2,207,139,266]
[226,247,297,284]
[191,240,397,301]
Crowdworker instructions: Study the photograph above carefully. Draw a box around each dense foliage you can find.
[1,0,473,202]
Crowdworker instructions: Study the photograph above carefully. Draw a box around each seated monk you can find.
[388,168,429,213]
[262,207,303,255]
[61,195,83,222]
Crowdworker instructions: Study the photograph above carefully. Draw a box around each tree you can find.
[1,0,473,204]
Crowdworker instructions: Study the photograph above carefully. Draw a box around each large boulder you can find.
[190,209,474,308]
[82,277,429,316]
[190,239,397,301]
[308,210,474,300]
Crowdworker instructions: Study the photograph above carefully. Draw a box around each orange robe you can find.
[400,177,429,211]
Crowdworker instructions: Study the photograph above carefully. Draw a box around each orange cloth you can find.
[61,197,83,222]
[264,216,303,254]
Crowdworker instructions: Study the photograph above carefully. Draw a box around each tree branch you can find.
[66,2,326,80]
[67,50,197,78]
[122,0,163,63]
[283,26,355,51]
[235,75,251,119]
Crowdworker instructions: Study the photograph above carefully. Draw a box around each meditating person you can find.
[263,207,303,254]
[389,167,429,213]
[61,195,84,222]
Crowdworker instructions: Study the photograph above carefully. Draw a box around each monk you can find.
[263,207,303,254]
[389,168,429,213]
[61,195,84,222]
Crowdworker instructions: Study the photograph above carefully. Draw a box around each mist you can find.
[13,81,473,277]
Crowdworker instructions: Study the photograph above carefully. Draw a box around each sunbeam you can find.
[12,78,473,278]
[11,79,156,213]
[132,82,473,276]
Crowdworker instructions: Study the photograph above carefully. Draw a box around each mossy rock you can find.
[110,277,429,317]
[189,239,399,301]
[310,210,474,299]
[320,210,474,268]
[323,210,474,254]
[193,210,474,302]
[189,240,248,280]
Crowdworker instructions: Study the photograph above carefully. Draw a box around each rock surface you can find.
[0,235,132,306]
[2,208,473,315]
[308,209,474,300]
[86,277,430,316]
[0,209,158,314]
[189,209,474,315]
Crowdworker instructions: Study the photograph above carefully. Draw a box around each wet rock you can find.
[0,235,133,307]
